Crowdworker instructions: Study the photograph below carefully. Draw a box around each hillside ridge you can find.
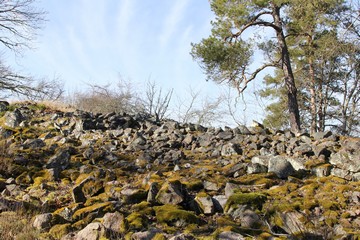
[0,101,359,239]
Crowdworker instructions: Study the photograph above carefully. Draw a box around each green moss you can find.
[324,210,339,226]
[126,212,147,230]
[152,233,166,240]
[154,204,201,226]
[131,201,153,215]
[49,223,72,239]
[15,171,33,185]
[82,179,104,198]
[84,193,109,206]
[73,202,113,221]
[224,192,267,212]
[184,179,204,191]
[235,173,279,188]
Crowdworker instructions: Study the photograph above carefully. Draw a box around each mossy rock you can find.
[224,192,267,212]
[84,193,110,206]
[123,189,148,204]
[15,171,33,185]
[82,179,105,198]
[73,202,113,222]
[154,204,202,227]
[235,172,279,187]
[184,179,204,191]
[32,169,55,186]
[152,233,166,240]
[126,212,148,231]
[131,201,153,215]
[49,223,72,239]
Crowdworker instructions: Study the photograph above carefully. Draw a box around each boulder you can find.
[46,149,71,171]
[221,143,242,156]
[0,101,9,112]
[131,228,162,240]
[4,109,24,128]
[195,193,215,214]
[218,231,245,240]
[330,150,360,173]
[268,156,295,179]
[102,211,124,233]
[33,213,53,231]
[75,222,106,240]
[156,181,187,205]
[147,182,159,203]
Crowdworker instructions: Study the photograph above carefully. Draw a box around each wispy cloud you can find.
[116,0,134,40]
[159,0,190,48]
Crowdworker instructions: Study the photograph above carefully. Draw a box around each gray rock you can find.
[75,222,106,240]
[221,143,242,156]
[46,149,71,170]
[75,118,96,132]
[103,211,124,233]
[251,155,270,167]
[353,172,360,181]
[268,156,295,179]
[311,165,331,177]
[203,181,220,191]
[293,143,313,156]
[227,205,261,228]
[33,213,53,231]
[312,131,333,140]
[182,134,194,146]
[237,125,252,135]
[147,182,159,203]
[22,138,45,149]
[131,228,162,240]
[4,109,24,128]
[239,209,261,228]
[195,194,215,214]
[71,176,94,203]
[224,162,247,177]
[312,142,333,158]
[218,231,245,240]
[156,181,186,205]
[351,191,360,204]
[279,211,311,235]
[213,195,227,212]
[217,130,233,140]
[330,168,352,180]
[330,150,360,173]
[286,157,306,171]
[0,101,9,112]
[247,163,268,174]
[224,182,240,198]
[168,233,195,240]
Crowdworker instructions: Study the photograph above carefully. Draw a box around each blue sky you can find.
[10,0,219,94]
[6,0,267,126]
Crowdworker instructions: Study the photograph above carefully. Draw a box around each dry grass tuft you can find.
[0,210,40,240]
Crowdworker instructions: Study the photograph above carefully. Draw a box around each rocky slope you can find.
[0,101,359,240]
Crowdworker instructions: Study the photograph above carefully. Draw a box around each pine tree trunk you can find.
[308,58,318,134]
[272,4,301,133]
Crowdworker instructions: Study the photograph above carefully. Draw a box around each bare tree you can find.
[22,76,64,101]
[0,0,63,100]
[175,87,227,127]
[144,80,173,122]
[0,0,45,52]
[72,78,144,115]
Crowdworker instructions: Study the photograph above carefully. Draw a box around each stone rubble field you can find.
[0,102,359,239]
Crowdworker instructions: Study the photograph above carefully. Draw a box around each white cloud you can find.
[159,0,190,48]
[116,0,134,40]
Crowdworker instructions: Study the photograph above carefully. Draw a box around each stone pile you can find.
[0,101,359,239]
